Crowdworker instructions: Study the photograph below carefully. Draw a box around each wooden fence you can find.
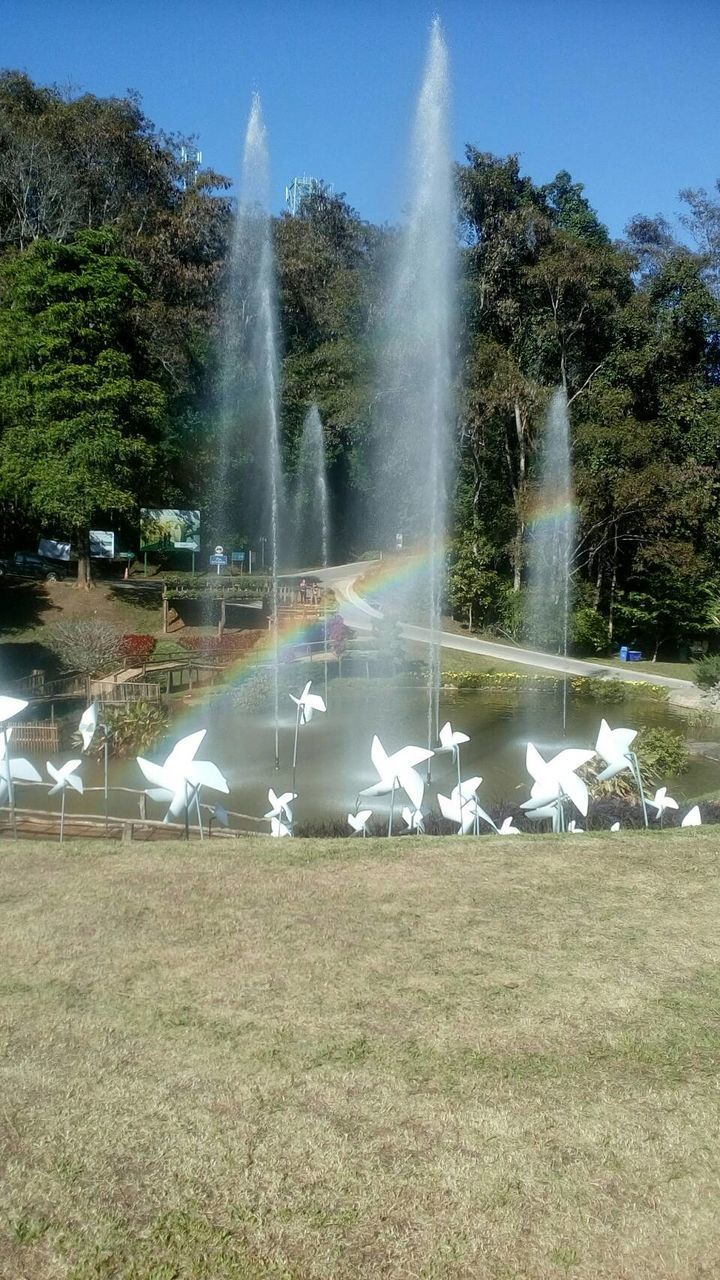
[9,721,60,753]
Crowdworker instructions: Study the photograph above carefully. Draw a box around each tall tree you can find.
[0,230,165,584]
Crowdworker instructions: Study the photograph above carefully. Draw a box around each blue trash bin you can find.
[627,649,643,662]
[619,645,628,661]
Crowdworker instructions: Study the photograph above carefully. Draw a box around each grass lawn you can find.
[2,832,720,1277]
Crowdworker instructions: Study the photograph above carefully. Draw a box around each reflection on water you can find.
[19,683,720,831]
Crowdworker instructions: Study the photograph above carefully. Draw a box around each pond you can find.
[22,677,720,833]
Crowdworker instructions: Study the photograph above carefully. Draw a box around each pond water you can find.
[21,678,720,833]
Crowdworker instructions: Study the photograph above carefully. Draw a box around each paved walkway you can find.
[311,560,695,692]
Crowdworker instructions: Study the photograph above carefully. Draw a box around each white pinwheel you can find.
[347,809,372,837]
[0,730,41,805]
[567,820,584,833]
[290,681,326,724]
[594,719,648,825]
[77,701,99,751]
[46,758,83,843]
[0,695,29,834]
[610,821,621,832]
[265,788,296,836]
[358,736,433,835]
[290,680,326,791]
[438,776,497,835]
[521,742,595,830]
[681,805,702,827]
[595,720,637,781]
[137,730,229,836]
[648,787,679,824]
[0,695,28,726]
[437,721,470,791]
[498,816,520,835]
[47,758,84,798]
[438,722,470,756]
[401,806,425,833]
[265,787,296,822]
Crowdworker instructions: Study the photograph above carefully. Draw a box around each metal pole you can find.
[104,734,109,834]
[2,725,16,839]
[630,753,648,828]
[291,702,302,796]
[184,780,190,841]
[60,788,66,844]
[387,777,396,837]
[195,790,204,841]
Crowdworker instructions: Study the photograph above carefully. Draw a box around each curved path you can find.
[310,560,695,692]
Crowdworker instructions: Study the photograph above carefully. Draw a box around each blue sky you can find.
[2,0,718,238]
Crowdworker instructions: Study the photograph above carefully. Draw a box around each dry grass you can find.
[2,831,720,1278]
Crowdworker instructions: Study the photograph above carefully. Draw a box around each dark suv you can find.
[0,551,68,582]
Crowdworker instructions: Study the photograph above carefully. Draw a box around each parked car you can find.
[0,551,68,582]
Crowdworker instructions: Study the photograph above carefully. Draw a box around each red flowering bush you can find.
[121,633,157,663]
[179,630,264,659]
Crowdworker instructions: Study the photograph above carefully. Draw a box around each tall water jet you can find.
[526,388,577,732]
[216,94,283,767]
[377,17,455,757]
[293,404,329,568]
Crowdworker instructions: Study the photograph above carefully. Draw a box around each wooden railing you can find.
[9,721,60,752]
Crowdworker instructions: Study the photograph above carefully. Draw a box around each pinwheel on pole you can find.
[265,787,297,837]
[647,787,679,827]
[436,721,470,794]
[358,736,433,836]
[347,808,372,837]
[401,806,425,834]
[289,680,326,794]
[438,776,496,835]
[0,730,41,821]
[47,758,83,843]
[0,695,29,838]
[77,700,110,831]
[594,720,647,826]
[520,743,595,833]
[137,730,229,840]
[498,816,520,835]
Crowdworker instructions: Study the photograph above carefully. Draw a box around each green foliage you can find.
[693,655,720,689]
[84,699,169,759]
[570,677,629,703]
[635,727,689,780]
[0,231,165,580]
[571,607,609,656]
[45,617,122,675]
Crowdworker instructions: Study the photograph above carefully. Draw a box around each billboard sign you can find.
[38,538,71,562]
[140,509,200,551]
[89,530,115,559]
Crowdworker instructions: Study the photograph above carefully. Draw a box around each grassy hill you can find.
[2,831,720,1278]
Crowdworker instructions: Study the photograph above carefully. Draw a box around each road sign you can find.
[231,550,246,563]
[209,554,228,567]
[214,544,224,555]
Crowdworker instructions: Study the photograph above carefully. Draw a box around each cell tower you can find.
[284,175,332,215]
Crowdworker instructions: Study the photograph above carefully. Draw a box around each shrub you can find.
[693,654,720,689]
[570,677,629,703]
[571,607,609,656]
[179,630,264,659]
[77,699,169,758]
[45,617,122,676]
[635,727,689,780]
[328,614,353,657]
[121,633,156,663]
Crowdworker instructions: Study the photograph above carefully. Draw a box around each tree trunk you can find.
[607,524,618,642]
[76,528,92,589]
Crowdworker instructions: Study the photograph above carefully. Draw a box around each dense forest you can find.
[1,72,719,657]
